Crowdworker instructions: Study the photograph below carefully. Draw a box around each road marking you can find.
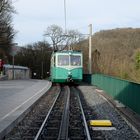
[0,82,51,122]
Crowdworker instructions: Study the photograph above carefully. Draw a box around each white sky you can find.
[13,0,140,46]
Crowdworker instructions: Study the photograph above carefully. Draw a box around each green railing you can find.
[83,74,140,115]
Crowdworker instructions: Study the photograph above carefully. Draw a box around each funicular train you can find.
[50,50,83,83]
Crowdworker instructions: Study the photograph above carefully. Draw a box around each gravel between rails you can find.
[78,85,140,140]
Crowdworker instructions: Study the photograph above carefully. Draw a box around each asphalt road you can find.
[0,79,51,123]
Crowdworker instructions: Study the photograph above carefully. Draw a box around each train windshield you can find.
[58,55,69,66]
[70,55,81,66]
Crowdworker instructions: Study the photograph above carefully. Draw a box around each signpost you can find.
[10,43,18,80]
[0,59,4,76]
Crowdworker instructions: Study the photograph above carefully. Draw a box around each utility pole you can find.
[64,0,71,51]
[64,0,67,34]
[89,24,92,74]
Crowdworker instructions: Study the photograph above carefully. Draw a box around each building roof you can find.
[4,64,29,70]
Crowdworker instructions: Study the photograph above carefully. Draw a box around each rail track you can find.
[34,85,91,140]
[4,84,140,140]
[4,85,92,140]
[4,85,60,140]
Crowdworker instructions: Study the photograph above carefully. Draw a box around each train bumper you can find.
[66,71,73,82]
[67,74,73,82]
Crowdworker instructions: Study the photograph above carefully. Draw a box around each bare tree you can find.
[44,25,65,50]
[44,24,83,51]
[63,29,83,50]
[0,0,16,59]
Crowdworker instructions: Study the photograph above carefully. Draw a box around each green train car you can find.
[50,50,83,83]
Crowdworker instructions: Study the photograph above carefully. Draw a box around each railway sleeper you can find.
[44,126,59,129]
[40,129,59,139]
[70,136,85,140]
[49,110,62,115]
[23,136,35,139]
[24,128,39,136]
[46,122,60,128]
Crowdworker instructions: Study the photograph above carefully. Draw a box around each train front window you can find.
[70,55,81,66]
[58,55,69,66]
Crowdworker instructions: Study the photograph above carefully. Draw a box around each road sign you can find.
[10,45,19,56]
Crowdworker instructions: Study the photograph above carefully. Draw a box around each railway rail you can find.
[4,85,92,140]
[4,85,60,140]
[3,84,140,140]
[34,85,91,140]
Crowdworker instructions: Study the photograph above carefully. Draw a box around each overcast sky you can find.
[13,0,140,46]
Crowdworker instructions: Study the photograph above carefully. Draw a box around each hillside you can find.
[75,28,140,83]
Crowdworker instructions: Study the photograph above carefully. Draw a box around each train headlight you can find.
[68,71,71,75]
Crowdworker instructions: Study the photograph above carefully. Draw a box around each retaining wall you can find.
[83,74,140,115]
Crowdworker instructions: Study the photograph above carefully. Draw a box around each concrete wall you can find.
[83,74,140,115]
